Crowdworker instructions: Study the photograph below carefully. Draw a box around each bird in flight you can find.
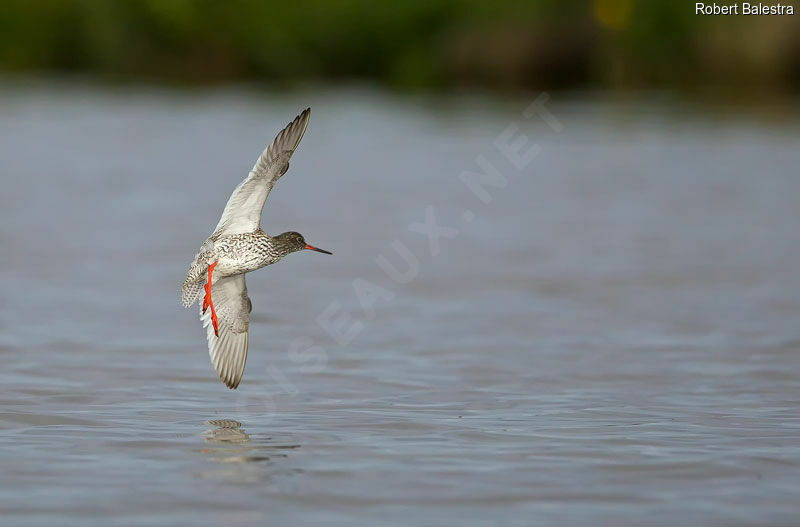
[181,108,331,389]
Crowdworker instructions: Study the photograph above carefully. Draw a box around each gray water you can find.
[1,80,799,526]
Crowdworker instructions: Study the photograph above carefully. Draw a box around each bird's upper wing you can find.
[212,108,311,236]
[200,274,252,389]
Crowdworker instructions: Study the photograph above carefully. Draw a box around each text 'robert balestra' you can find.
[696,3,795,15]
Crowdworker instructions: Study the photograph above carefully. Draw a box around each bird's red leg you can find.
[203,261,220,337]
[202,262,216,314]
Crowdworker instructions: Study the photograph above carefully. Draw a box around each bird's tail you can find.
[181,278,204,308]
[182,249,212,308]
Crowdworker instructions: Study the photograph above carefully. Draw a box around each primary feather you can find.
[212,108,310,236]
[201,274,250,389]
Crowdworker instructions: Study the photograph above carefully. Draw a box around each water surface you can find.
[1,81,799,526]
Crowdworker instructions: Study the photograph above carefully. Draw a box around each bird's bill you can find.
[305,243,333,255]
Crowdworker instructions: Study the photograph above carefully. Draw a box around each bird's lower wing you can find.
[212,108,311,236]
[200,274,251,389]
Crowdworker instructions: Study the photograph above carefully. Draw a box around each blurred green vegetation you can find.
[0,0,798,92]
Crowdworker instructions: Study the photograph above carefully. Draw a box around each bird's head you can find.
[274,231,333,257]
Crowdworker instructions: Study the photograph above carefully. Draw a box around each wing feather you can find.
[212,108,311,236]
[200,274,251,389]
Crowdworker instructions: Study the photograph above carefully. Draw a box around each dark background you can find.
[1,0,799,95]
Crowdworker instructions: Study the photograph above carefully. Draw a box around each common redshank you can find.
[181,108,331,389]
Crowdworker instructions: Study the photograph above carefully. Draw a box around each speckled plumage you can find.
[180,108,331,389]
[181,230,305,308]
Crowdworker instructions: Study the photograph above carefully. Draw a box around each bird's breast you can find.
[212,234,279,276]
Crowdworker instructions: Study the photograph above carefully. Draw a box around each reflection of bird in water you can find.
[200,420,300,465]
[181,108,332,389]
[203,419,251,445]
[201,420,264,463]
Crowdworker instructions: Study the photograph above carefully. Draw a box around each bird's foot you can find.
[203,261,219,337]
